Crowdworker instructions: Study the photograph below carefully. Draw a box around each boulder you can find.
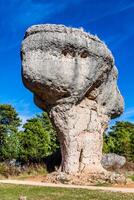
[102,153,126,169]
[21,24,124,175]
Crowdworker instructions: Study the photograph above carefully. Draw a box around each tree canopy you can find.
[0,104,59,163]
[103,121,134,161]
[0,104,134,164]
[19,112,59,163]
[0,104,21,160]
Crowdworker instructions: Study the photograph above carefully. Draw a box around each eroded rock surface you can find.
[102,153,126,170]
[21,24,124,175]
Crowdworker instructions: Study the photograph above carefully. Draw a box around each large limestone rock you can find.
[21,24,124,175]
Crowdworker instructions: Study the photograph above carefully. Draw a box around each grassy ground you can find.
[0,184,134,200]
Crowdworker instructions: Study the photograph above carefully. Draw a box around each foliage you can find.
[19,112,59,163]
[0,104,21,127]
[0,162,20,177]
[1,104,133,171]
[0,104,59,165]
[130,132,134,160]
[1,131,21,160]
[0,104,21,161]
[103,121,134,161]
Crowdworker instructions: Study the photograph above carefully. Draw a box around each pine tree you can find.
[0,104,21,160]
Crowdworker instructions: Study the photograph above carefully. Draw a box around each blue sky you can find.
[0,0,134,124]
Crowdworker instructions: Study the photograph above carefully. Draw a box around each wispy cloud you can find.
[109,107,134,128]
[119,107,134,121]
[15,1,65,25]
[105,31,134,49]
[89,0,134,23]
[1,0,134,52]
[0,0,67,52]
[110,108,134,127]
[19,114,32,126]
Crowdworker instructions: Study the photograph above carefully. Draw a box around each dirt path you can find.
[0,179,134,193]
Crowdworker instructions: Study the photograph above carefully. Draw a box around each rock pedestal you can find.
[21,24,124,176]
[48,99,109,174]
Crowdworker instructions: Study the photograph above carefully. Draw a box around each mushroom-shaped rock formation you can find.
[21,24,124,175]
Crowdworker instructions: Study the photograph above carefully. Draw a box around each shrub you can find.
[0,162,20,177]
[19,112,59,163]
[103,121,134,161]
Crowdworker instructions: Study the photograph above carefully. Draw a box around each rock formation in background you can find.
[21,24,124,175]
[102,153,126,170]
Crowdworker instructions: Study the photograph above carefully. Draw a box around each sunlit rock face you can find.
[21,24,124,174]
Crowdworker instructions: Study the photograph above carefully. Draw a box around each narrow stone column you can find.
[50,99,109,174]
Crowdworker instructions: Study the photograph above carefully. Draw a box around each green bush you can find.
[0,104,59,165]
[19,112,59,163]
[103,121,134,161]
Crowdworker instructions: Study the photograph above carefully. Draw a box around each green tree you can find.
[130,131,134,160]
[19,112,59,163]
[0,104,21,160]
[103,121,134,161]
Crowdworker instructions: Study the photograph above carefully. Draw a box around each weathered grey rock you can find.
[21,24,124,175]
[109,172,126,184]
[102,153,126,169]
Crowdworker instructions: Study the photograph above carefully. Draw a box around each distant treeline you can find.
[0,104,59,164]
[0,104,134,165]
[103,121,134,161]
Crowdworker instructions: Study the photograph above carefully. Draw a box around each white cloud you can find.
[110,108,134,127]
[89,1,134,23]
[104,31,134,49]
[108,107,134,129]
[119,108,134,121]
[0,0,66,52]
